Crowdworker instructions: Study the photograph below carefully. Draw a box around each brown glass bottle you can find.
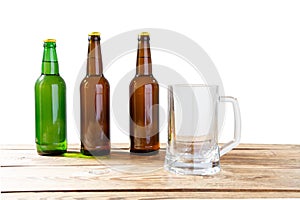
[130,32,159,153]
[80,32,110,156]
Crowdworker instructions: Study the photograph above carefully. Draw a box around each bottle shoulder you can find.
[130,75,158,87]
[80,75,110,88]
[35,74,66,87]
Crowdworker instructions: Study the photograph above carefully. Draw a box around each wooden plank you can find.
[1,143,300,199]
[1,144,36,150]
[2,143,299,150]
[2,165,300,192]
[0,143,128,150]
[2,191,300,199]
[1,147,300,168]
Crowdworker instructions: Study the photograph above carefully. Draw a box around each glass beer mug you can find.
[165,84,241,175]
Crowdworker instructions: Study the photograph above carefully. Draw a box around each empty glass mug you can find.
[164,84,241,175]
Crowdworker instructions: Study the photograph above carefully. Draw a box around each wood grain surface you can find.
[1,144,300,199]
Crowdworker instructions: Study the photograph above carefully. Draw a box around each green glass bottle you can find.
[35,39,67,156]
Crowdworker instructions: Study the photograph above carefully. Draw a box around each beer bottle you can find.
[80,32,110,156]
[35,39,67,155]
[130,32,160,153]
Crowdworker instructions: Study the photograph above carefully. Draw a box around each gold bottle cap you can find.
[89,32,101,36]
[43,39,56,43]
[139,32,150,36]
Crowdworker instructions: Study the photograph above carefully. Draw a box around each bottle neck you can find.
[42,42,59,75]
[87,35,103,76]
[136,37,152,76]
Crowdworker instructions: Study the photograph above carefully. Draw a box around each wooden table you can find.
[1,144,300,199]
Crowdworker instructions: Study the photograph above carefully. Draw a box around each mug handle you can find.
[219,96,241,157]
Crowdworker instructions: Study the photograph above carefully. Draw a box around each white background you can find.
[1,0,300,145]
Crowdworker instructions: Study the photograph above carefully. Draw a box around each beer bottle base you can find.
[36,143,67,156]
[37,149,66,156]
[81,148,110,156]
[130,148,159,155]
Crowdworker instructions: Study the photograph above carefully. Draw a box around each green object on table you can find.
[35,39,67,155]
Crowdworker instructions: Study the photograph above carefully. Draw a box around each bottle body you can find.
[80,76,110,155]
[130,32,160,153]
[35,40,67,155]
[80,32,110,156]
[130,76,159,153]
